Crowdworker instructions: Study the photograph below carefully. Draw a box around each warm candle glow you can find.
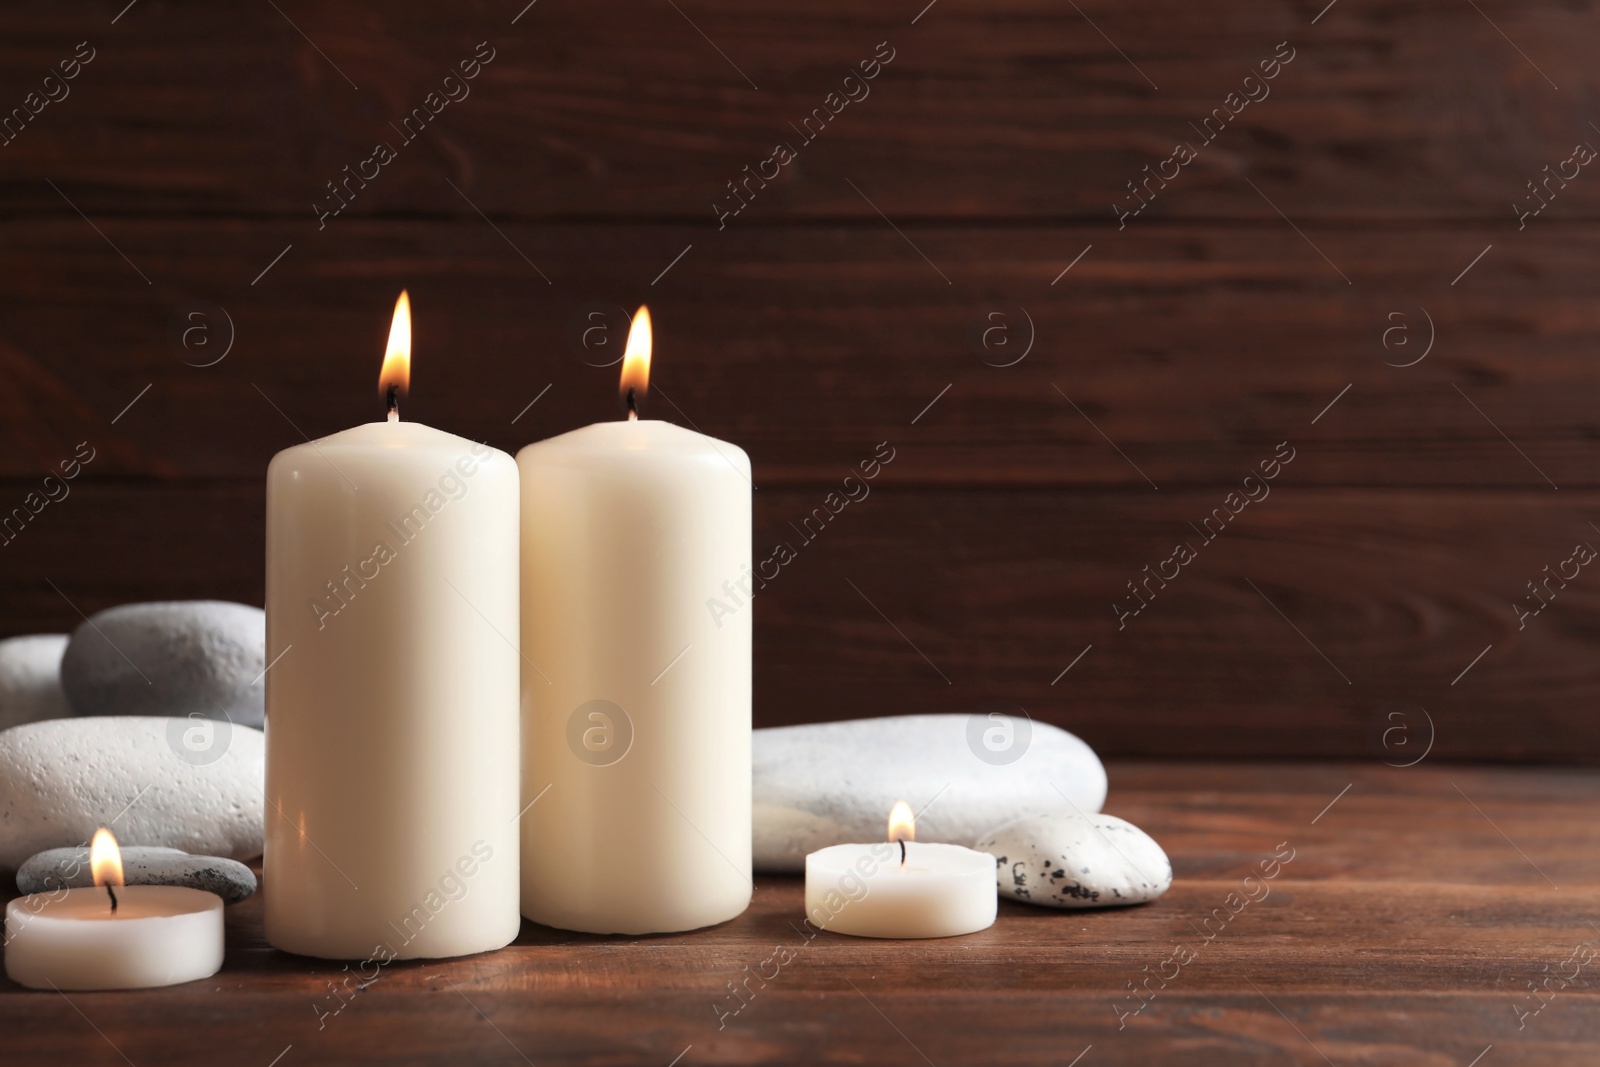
[619,305,652,421]
[887,800,915,843]
[90,828,123,888]
[379,290,412,416]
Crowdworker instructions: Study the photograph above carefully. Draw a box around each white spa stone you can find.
[0,634,72,730]
[975,811,1172,908]
[753,714,1107,873]
[0,716,264,871]
[60,601,266,728]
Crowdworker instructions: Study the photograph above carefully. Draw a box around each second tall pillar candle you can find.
[516,308,752,934]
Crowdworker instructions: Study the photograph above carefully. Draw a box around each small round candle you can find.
[803,801,997,939]
[4,830,223,990]
[5,886,224,990]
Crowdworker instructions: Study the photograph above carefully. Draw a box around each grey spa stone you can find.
[17,845,257,904]
[975,810,1172,908]
[60,600,266,728]
[0,634,72,730]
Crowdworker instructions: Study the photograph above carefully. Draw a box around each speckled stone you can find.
[0,634,72,730]
[975,811,1172,908]
[0,716,264,870]
[753,714,1107,873]
[16,845,257,904]
[60,601,265,728]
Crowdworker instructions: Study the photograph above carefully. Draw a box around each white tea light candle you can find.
[804,801,997,938]
[4,829,224,990]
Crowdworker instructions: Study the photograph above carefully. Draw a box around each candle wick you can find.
[624,386,639,422]
[898,839,906,866]
[386,384,400,423]
[106,884,118,913]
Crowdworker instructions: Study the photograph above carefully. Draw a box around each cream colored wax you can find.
[517,419,752,933]
[5,886,224,990]
[265,420,522,959]
[804,842,997,938]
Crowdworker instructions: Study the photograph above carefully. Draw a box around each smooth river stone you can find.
[0,634,72,730]
[60,601,266,728]
[0,716,264,871]
[16,846,257,904]
[753,714,1107,873]
[975,811,1172,908]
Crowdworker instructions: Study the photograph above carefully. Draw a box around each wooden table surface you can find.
[3,761,1596,1066]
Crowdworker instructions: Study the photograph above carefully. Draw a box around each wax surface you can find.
[265,421,521,960]
[4,886,223,990]
[805,842,998,938]
[517,420,752,934]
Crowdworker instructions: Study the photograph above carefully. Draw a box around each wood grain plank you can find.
[4,484,1599,761]
[0,220,1595,488]
[0,1,1595,224]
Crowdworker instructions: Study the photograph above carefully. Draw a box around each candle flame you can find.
[90,827,124,888]
[379,290,412,410]
[887,800,915,843]
[619,305,651,420]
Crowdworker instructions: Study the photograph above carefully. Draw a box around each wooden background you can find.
[2,0,1598,761]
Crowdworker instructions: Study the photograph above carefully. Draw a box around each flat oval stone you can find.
[16,845,256,904]
[975,811,1172,908]
[0,634,72,730]
[60,601,265,728]
[753,713,1106,872]
[0,716,264,871]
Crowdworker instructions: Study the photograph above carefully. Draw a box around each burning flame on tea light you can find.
[90,827,123,912]
[888,800,915,841]
[888,799,915,865]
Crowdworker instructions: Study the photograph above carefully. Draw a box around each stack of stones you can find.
[0,604,1170,911]
[752,715,1172,909]
[0,601,266,899]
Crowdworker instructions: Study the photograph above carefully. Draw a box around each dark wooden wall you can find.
[1,0,1598,761]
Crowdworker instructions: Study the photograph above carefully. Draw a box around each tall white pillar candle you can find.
[264,292,522,959]
[517,307,752,934]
